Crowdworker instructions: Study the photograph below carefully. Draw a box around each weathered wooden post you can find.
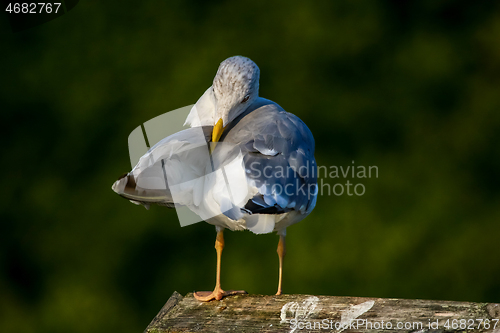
[145,292,499,332]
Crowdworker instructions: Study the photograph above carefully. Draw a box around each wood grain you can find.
[145,292,500,333]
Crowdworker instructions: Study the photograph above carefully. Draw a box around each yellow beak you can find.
[212,118,224,143]
[210,118,225,153]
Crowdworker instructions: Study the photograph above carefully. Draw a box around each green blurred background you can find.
[1,1,500,332]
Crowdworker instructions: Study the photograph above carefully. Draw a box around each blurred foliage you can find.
[1,0,500,332]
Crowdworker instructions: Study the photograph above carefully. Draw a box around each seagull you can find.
[112,56,317,301]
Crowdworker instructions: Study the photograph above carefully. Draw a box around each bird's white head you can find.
[211,56,260,142]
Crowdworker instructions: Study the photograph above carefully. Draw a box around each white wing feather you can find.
[184,87,215,127]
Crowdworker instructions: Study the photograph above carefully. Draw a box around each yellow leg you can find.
[276,234,286,296]
[214,229,224,291]
[194,229,246,301]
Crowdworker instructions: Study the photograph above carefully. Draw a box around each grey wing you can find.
[111,126,213,208]
[223,103,317,216]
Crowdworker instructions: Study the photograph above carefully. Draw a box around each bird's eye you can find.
[241,95,250,103]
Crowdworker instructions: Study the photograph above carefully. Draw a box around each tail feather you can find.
[111,173,174,209]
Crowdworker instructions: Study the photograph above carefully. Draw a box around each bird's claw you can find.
[194,287,247,301]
